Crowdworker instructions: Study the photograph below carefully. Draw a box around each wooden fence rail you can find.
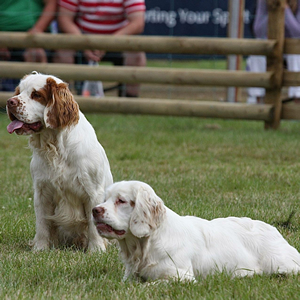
[0,32,277,56]
[0,61,273,88]
[0,92,297,121]
[0,92,273,121]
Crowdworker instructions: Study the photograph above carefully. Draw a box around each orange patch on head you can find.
[44,77,79,129]
[31,89,48,106]
[14,86,20,96]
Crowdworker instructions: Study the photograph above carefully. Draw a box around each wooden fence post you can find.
[265,0,286,129]
[227,0,245,102]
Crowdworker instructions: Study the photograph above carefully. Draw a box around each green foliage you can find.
[1,111,300,299]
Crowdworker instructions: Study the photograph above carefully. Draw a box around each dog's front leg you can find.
[85,200,107,252]
[122,265,136,282]
[30,186,56,251]
[88,218,107,252]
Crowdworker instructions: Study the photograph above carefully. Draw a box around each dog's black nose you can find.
[92,206,105,217]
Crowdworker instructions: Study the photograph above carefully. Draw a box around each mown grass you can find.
[1,110,300,299]
[100,58,246,70]
[146,59,247,70]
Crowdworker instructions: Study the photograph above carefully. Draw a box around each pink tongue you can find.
[7,120,24,134]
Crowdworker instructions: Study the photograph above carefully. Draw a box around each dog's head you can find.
[92,181,166,240]
[6,72,79,135]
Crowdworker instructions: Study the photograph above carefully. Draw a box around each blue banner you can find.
[144,1,255,38]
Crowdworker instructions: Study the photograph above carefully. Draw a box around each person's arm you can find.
[253,0,268,39]
[58,6,103,61]
[114,12,145,36]
[57,6,82,35]
[30,0,57,33]
[24,0,57,62]
[284,3,300,37]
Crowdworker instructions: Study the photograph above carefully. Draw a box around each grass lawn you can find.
[1,110,300,299]
[146,58,230,70]
[100,58,246,70]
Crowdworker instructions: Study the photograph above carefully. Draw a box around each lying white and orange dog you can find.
[7,72,113,251]
[93,180,300,281]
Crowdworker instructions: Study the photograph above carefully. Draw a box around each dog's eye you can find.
[31,91,42,99]
[117,199,126,204]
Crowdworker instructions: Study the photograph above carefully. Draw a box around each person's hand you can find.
[23,48,47,63]
[28,27,43,34]
[84,50,106,62]
[0,48,11,60]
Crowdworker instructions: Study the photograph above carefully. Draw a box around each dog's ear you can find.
[44,77,79,129]
[129,186,166,238]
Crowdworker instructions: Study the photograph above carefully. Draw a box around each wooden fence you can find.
[0,0,299,128]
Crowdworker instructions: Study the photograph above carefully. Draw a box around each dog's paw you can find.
[88,237,107,252]
[29,239,50,251]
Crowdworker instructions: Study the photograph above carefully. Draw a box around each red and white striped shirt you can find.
[59,0,146,34]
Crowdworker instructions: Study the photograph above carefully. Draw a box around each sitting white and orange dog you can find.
[7,72,113,251]
[93,180,300,281]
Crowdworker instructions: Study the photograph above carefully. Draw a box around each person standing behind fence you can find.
[247,0,300,104]
[0,0,57,91]
[57,0,147,97]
